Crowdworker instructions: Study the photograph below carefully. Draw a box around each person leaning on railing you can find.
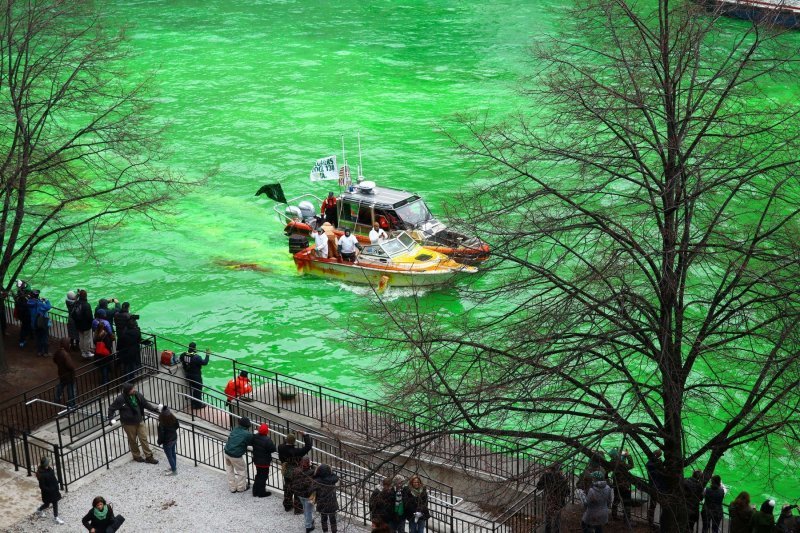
[223,416,254,493]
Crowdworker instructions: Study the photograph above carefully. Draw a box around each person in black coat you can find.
[313,463,340,533]
[278,431,313,513]
[157,405,180,475]
[252,423,277,497]
[116,318,142,379]
[179,342,209,409]
[403,475,431,533]
[82,496,125,533]
[73,290,95,359]
[35,456,64,524]
[369,478,395,530]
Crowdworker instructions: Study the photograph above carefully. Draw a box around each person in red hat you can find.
[252,423,276,497]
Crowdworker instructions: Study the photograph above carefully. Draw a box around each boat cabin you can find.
[337,182,435,236]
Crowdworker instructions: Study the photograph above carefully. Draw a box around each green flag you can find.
[255,183,287,203]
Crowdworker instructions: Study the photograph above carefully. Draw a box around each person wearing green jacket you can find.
[224,416,254,493]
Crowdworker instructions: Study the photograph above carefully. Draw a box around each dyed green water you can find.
[29,1,796,503]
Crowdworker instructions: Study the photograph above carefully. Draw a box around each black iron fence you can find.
[0,300,551,531]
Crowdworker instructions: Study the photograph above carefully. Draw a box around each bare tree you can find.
[356,1,800,530]
[0,1,195,370]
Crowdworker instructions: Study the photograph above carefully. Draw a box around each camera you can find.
[130,314,140,320]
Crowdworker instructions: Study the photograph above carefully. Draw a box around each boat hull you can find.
[697,0,800,28]
[293,249,476,288]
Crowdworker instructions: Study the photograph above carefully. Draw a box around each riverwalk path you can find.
[2,454,370,532]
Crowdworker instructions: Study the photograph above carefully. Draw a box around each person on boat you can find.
[369,222,388,244]
[314,227,329,258]
[322,222,339,260]
[337,229,362,263]
[321,191,338,228]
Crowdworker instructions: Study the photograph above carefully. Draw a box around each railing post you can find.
[318,385,324,427]
[364,398,369,438]
[52,442,65,492]
[9,427,19,471]
[100,400,111,470]
[22,432,32,476]
[275,373,281,414]
[192,422,198,467]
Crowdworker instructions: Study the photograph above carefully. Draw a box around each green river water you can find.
[28,1,796,503]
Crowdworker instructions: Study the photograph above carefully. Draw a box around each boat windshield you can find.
[378,233,418,257]
[394,199,433,227]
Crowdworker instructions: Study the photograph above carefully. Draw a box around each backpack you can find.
[160,350,176,366]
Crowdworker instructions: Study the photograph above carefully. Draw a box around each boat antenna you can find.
[357,130,363,181]
[340,134,346,192]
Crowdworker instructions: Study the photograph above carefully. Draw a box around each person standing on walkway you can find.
[116,317,143,379]
[224,416,254,493]
[292,456,316,533]
[313,463,340,533]
[536,463,569,533]
[728,492,754,533]
[34,456,64,525]
[31,290,52,357]
[388,475,406,533]
[53,338,77,408]
[752,500,777,533]
[14,282,31,348]
[252,423,276,497]
[370,478,395,532]
[683,470,707,532]
[65,291,79,350]
[107,382,161,464]
[278,430,313,513]
[180,342,210,409]
[157,405,180,476]
[701,475,726,533]
[73,290,95,359]
[82,496,125,533]
[578,471,614,533]
[645,450,667,529]
[403,475,430,533]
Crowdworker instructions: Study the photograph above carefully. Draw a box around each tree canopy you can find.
[359,1,800,530]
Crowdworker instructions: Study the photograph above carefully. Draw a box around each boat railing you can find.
[271,193,324,223]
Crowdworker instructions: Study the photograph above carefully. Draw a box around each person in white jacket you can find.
[337,229,361,262]
[314,227,329,258]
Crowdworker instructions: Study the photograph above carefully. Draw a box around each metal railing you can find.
[0,299,547,531]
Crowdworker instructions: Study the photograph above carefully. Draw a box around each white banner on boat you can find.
[310,155,338,181]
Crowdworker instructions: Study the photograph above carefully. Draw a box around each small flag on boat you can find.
[255,183,287,203]
[338,164,351,187]
[310,155,338,182]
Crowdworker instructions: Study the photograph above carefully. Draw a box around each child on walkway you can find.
[35,456,64,524]
[157,405,180,475]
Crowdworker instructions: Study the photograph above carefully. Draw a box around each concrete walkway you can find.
[4,454,370,533]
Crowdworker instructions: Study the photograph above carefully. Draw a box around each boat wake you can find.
[335,282,431,301]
